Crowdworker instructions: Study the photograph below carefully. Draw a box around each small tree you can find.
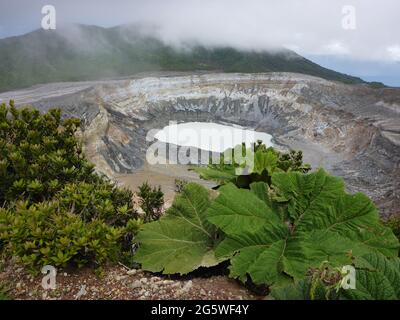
[174,178,188,193]
[137,182,164,222]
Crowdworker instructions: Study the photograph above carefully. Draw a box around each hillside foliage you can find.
[272,252,400,300]
[1,102,398,300]
[135,142,400,300]
[0,101,141,269]
[192,141,311,188]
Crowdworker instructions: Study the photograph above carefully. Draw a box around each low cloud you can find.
[0,0,399,62]
[320,41,351,56]
[387,45,400,62]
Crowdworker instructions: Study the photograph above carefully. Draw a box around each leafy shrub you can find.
[369,81,386,89]
[384,215,400,243]
[134,145,400,299]
[137,182,164,222]
[0,102,139,270]
[135,170,398,282]
[134,183,220,274]
[57,181,135,226]
[120,217,144,261]
[272,252,400,300]
[271,261,345,300]
[174,179,188,193]
[0,285,10,300]
[0,101,96,204]
[207,170,398,286]
[0,202,122,269]
[192,141,311,189]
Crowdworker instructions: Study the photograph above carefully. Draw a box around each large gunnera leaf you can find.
[192,147,282,188]
[134,183,221,274]
[271,253,400,300]
[271,279,333,300]
[207,169,399,286]
[192,165,237,185]
[192,145,311,190]
[341,253,400,300]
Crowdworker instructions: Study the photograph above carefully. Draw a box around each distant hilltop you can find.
[0,24,365,93]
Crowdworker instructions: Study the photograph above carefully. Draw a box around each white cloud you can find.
[387,45,400,62]
[321,41,350,55]
[1,0,400,62]
[284,44,301,52]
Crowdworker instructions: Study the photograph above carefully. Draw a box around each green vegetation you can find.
[135,183,220,274]
[0,101,141,270]
[193,141,311,188]
[0,25,364,92]
[1,102,398,300]
[272,252,400,300]
[385,215,400,241]
[135,142,400,300]
[369,81,386,89]
[207,171,397,284]
[0,285,10,300]
[174,179,188,193]
[1,202,122,268]
[137,182,164,223]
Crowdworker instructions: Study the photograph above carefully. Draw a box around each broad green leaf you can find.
[207,183,281,234]
[341,253,400,300]
[250,181,286,218]
[270,279,335,300]
[249,181,270,205]
[271,169,344,223]
[253,148,279,175]
[208,169,399,286]
[191,146,286,188]
[191,165,236,185]
[272,253,400,300]
[134,183,221,274]
[215,224,288,283]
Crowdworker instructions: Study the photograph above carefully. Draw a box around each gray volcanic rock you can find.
[1,72,399,218]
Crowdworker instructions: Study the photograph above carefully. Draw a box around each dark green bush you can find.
[0,101,140,269]
[0,100,97,204]
[193,140,311,189]
[137,182,164,222]
[0,285,10,300]
[174,179,188,193]
[0,202,121,269]
[385,215,400,243]
[57,181,135,226]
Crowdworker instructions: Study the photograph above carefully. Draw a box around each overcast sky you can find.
[0,0,399,85]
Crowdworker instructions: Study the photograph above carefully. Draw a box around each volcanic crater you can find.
[1,72,399,217]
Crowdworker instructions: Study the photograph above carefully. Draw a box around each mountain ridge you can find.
[0,24,365,92]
